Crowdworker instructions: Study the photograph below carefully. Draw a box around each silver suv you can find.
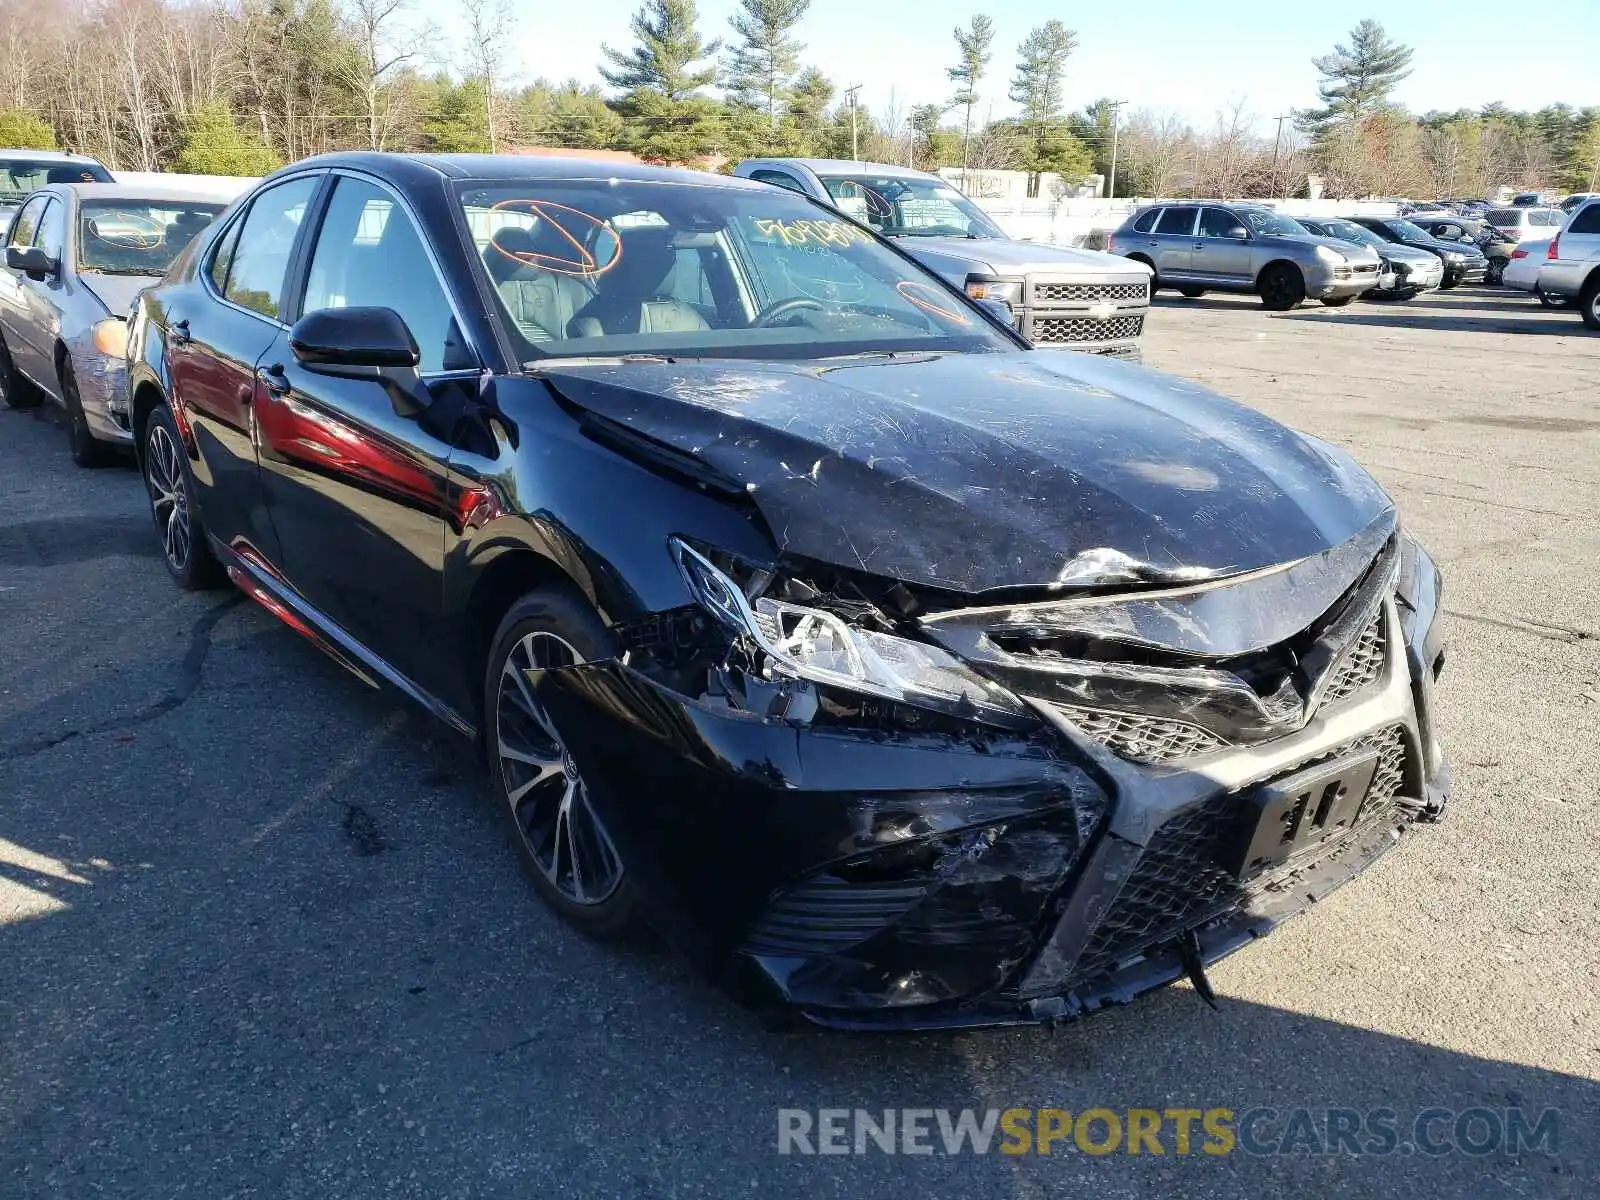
[1110,202,1382,310]
[1539,199,1600,329]
[733,158,1151,357]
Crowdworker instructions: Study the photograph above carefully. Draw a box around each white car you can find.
[1502,239,1568,308]
[1482,206,1566,244]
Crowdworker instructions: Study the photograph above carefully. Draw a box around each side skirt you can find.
[215,537,478,741]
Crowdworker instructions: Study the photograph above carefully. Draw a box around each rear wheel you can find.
[1439,272,1459,290]
[62,358,116,468]
[1178,286,1206,298]
[1258,263,1306,311]
[1321,295,1356,308]
[142,405,224,589]
[486,588,641,940]
[0,332,37,409]
[1486,257,1508,286]
[1581,279,1600,331]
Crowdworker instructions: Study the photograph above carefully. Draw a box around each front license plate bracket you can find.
[1223,750,1381,879]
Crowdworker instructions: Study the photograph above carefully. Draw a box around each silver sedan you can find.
[0,182,230,465]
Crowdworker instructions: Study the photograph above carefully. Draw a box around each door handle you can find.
[255,363,290,399]
[170,318,191,345]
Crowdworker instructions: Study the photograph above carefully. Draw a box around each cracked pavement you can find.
[1,286,1597,1198]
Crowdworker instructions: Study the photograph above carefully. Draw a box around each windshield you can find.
[815,175,1006,239]
[1321,219,1386,248]
[1237,208,1307,238]
[457,180,1016,363]
[1387,219,1431,240]
[0,158,112,201]
[77,200,224,275]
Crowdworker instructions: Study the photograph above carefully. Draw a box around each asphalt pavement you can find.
[1,285,1596,1198]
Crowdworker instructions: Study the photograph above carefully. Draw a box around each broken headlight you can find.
[672,539,1031,727]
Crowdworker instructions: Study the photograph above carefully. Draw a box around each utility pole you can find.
[844,84,863,163]
[1271,114,1290,196]
[1107,99,1127,200]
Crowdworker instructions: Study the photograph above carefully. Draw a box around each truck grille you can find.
[1032,313,1144,344]
[1063,725,1410,986]
[1034,281,1148,304]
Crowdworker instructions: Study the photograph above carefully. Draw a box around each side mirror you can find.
[290,306,429,417]
[972,297,1015,326]
[7,245,57,280]
[1227,226,1249,240]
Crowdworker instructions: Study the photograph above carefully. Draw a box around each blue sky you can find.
[498,0,1599,135]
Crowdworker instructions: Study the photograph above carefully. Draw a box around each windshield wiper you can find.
[524,353,682,374]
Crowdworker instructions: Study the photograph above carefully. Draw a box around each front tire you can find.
[1536,288,1569,309]
[1258,264,1306,311]
[1179,286,1206,298]
[141,404,224,589]
[486,588,641,940]
[0,332,37,409]
[1486,257,1508,286]
[62,358,116,468]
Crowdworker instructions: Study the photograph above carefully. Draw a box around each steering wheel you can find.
[751,297,826,327]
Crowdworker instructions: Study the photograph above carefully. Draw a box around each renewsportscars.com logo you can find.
[776,1107,1561,1158]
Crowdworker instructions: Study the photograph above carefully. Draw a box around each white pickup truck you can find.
[733,158,1151,358]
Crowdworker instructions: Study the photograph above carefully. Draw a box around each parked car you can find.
[1404,213,1518,284]
[1559,193,1597,213]
[0,150,112,220]
[1344,216,1488,288]
[125,152,1450,1029]
[1481,206,1567,247]
[1500,239,1567,306]
[0,182,226,463]
[1293,216,1443,298]
[732,158,1150,357]
[1109,202,1382,309]
[1509,191,1555,208]
[1535,197,1600,328]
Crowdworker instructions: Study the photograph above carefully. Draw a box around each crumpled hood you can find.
[76,273,149,319]
[896,235,1145,277]
[542,352,1392,595]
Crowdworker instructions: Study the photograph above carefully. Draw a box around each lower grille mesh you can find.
[1032,313,1145,343]
[1066,725,1410,985]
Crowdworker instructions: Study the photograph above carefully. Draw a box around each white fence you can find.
[968,196,1405,248]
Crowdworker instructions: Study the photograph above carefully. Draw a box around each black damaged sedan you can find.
[126,154,1450,1029]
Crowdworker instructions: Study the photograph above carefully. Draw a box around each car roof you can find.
[63,182,237,204]
[0,148,103,163]
[746,158,941,181]
[270,151,772,192]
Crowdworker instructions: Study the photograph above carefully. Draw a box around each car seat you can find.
[484,224,597,343]
[569,228,711,336]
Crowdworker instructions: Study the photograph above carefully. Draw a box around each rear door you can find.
[171,172,324,564]
[252,171,479,697]
[1150,205,1198,278]
[1192,207,1254,283]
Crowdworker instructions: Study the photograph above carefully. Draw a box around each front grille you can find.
[1032,313,1145,344]
[1034,281,1148,304]
[1051,704,1224,764]
[1064,725,1410,986]
[1322,613,1385,706]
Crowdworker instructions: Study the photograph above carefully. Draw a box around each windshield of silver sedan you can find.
[77,200,225,275]
[456,180,1015,362]
[815,174,1007,239]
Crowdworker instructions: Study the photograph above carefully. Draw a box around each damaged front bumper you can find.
[530,531,1450,1031]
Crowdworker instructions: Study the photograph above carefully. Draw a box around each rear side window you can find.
[1155,206,1196,235]
[1571,204,1600,234]
[220,175,319,319]
[1131,208,1160,233]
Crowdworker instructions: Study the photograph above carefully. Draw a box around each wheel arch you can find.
[1255,257,1304,285]
[130,379,168,465]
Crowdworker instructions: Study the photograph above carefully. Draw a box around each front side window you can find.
[7,193,47,249]
[458,180,1015,362]
[220,175,319,319]
[33,197,65,258]
[78,200,224,276]
[1198,208,1245,238]
[816,175,1005,239]
[301,176,473,373]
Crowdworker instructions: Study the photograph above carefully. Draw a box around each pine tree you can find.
[601,0,721,102]
[173,103,281,176]
[947,14,994,183]
[0,110,56,151]
[1008,21,1083,188]
[723,0,810,129]
[1298,19,1413,135]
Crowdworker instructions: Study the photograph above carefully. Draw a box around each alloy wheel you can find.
[495,631,622,905]
[145,423,192,572]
